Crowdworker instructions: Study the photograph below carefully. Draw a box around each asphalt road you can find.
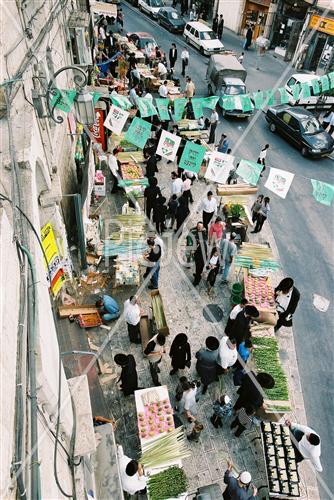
[121,4,334,496]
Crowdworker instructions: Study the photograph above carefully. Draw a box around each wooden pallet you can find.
[58,304,98,318]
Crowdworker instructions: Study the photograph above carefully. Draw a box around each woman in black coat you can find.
[114,353,139,396]
[195,336,219,394]
[169,333,191,375]
[274,277,300,332]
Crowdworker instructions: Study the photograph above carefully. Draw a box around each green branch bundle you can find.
[141,428,190,468]
[252,337,289,402]
[148,466,188,500]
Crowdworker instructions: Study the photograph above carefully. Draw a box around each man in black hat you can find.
[234,371,275,412]
[229,305,259,347]
[195,336,220,394]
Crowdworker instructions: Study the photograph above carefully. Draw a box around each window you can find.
[200,31,216,40]
[225,85,246,95]
[282,113,299,129]
[189,27,195,35]
[300,117,321,135]
[286,77,296,89]
[194,30,199,38]
[185,23,191,31]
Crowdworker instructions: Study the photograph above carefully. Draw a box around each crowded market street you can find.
[122,4,334,496]
[1,1,334,499]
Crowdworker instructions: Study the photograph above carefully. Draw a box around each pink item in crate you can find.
[137,401,175,440]
[95,170,105,184]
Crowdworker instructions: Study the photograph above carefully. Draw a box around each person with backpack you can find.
[210,394,233,428]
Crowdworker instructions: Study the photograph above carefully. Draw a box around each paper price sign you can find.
[156,130,181,161]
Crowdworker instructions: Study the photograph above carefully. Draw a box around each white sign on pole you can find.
[156,130,181,161]
[265,167,294,199]
[103,104,129,135]
[204,152,235,184]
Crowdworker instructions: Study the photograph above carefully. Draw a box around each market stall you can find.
[235,243,281,272]
[256,422,301,498]
[150,290,169,336]
[220,196,254,242]
[135,387,189,500]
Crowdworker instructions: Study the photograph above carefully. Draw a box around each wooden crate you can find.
[140,315,152,352]
[77,312,102,328]
[150,290,169,336]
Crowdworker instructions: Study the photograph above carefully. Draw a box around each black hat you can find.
[257,372,275,389]
[114,354,128,366]
[206,336,219,351]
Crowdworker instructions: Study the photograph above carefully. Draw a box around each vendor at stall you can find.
[285,419,322,472]
[96,294,120,322]
[117,445,148,495]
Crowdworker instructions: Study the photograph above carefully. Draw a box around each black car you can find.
[157,7,186,33]
[265,105,334,157]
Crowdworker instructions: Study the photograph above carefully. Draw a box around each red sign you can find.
[90,109,106,151]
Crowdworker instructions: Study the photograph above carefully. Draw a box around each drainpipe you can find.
[18,244,41,500]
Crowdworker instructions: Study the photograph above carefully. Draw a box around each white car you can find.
[285,73,334,107]
[183,21,224,56]
[138,0,164,18]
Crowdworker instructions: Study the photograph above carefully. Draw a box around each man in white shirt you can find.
[117,445,148,495]
[208,109,219,144]
[217,337,238,373]
[200,190,217,230]
[285,420,322,472]
[182,174,193,203]
[181,48,189,77]
[158,80,168,98]
[185,77,195,98]
[257,143,269,175]
[124,296,141,343]
[157,61,167,79]
[171,171,183,197]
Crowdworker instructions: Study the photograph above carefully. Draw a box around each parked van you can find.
[285,73,334,110]
[183,21,224,56]
[206,54,253,118]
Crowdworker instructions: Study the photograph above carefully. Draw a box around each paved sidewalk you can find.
[85,158,320,499]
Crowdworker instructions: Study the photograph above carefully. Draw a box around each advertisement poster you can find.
[41,223,65,296]
[236,159,263,186]
[205,152,235,184]
[156,130,181,161]
[179,141,206,173]
[103,104,129,135]
[265,167,294,199]
[311,179,334,206]
[90,109,106,150]
[125,117,152,149]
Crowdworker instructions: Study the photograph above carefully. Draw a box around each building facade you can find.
[0,1,97,498]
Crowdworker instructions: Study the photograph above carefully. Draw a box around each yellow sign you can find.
[41,223,65,295]
[309,15,334,36]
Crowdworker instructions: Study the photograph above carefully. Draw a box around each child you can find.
[210,395,233,428]
[187,421,204,442]
[153,196,167,234]
[225,298,249,336]
[167,194,179,230]
[238,52,244,64]
[230,405,256,437]
[174,376,188,410]
[207,247,220,296]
